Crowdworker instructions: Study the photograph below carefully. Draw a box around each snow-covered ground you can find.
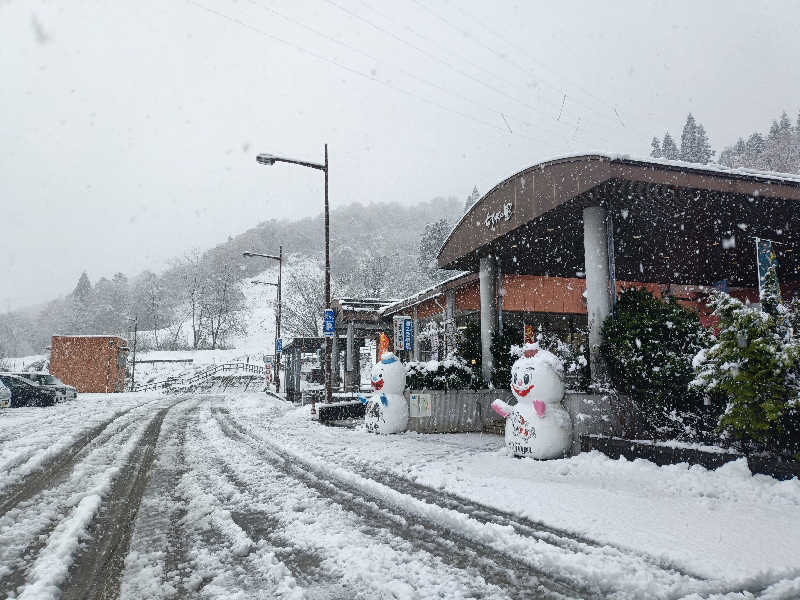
[2,391,798,599]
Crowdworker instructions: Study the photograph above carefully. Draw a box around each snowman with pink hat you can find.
[491,343,572,459]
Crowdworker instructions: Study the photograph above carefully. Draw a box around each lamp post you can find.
[256,145,331,412]
[243,247,283,393]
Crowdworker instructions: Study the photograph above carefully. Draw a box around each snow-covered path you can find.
[1,393,798,599]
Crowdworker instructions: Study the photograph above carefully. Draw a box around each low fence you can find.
[132,362,266,392]
[406,389,623,454]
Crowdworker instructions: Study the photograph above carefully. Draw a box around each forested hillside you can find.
[0,196,465,357]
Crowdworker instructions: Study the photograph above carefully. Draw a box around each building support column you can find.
[583,206,612,382]
[445,289,456,357]
[331,330,340,390]
[344,322,354,389]
[479,255,498,384]
[412,307,421,361]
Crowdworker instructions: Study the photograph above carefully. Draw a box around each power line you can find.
[322,0,607,144]
[449,2,656,140]
[185,0,556,144]
[245,0,588,144]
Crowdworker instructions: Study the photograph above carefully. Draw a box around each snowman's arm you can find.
[358,395,369,405]
[380,392,388,407]
[491,399,512,418]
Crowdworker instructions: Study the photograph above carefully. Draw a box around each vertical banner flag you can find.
[524,324,535,344]
[755,237,780,297]
[378,332,390,361]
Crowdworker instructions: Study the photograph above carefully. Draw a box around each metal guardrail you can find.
[132,362,266,392]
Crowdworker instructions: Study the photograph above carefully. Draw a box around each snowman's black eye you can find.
[523,374,530,384]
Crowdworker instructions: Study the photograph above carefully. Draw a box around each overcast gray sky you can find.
[2,0,799,311]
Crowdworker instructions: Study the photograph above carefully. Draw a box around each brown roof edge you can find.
[381,272,478,317]
[438,153,800,270]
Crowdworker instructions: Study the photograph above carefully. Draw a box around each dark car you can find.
[0,374,59,407]
[17,372,76,402]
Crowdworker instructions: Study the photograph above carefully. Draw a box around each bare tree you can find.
[201,257,247,349]
[281,263,326,337]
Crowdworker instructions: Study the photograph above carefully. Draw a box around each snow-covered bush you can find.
[406,356,474,391]
[532,328,590,391]
[601,287,716,440]
[455,320,485,388]
[692,268,800,457]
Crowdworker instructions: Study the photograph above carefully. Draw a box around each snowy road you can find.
[1,393,798,599]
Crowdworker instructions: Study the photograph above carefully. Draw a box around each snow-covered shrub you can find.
[490,323,518,389]
[532,328,590,391]
[455,320,485,388]
[601,287,715,440]
[692,269,800,457]
[406,356,473,391]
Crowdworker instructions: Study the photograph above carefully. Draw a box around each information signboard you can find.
[393,315,413,351]
[275,338,282,354]
[323,309,335,338]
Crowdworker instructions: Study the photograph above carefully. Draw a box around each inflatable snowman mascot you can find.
[491,344,571,459]
[359,352,408,434]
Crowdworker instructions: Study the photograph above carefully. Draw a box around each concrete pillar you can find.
[445,290,456,357]
[344,322,354,388]
[331,330,340,390]
[583,206,612,382]
[412,307,421,361]
[479,255,498,383]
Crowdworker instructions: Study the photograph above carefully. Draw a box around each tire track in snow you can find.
[0,398,160,516]
[338,460,706,582]
[212,406,580,600]
[57,404,172,600]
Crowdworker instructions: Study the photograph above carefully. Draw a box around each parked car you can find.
[0,380,11,409]
[0,374,59,407]
[17,372,77,402]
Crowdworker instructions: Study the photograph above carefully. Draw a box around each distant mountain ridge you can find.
[0,196,465,356]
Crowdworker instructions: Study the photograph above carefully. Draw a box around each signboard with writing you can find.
[409,393,432,417]
[393,316,413,351]
[323,309,335,338]
[275,338,282,354]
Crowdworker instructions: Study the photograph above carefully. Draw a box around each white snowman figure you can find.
[359,352,408,434]
[491,343,572,459]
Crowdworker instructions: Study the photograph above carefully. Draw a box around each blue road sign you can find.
[323,309,335,337]
[275,338,282,354]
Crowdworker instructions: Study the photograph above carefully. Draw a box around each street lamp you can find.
[256,145,331,413]
[242,247,283,393]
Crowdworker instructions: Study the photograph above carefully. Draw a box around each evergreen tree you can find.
[661,132,679,159]
[650,137,662,159]
[417,218,452,282]
[679,113,698,162]
[692,276,800,456]
[601,288,715,438]
[695,124,713,164]
[463,186,480,212]
[490,322,519,389]
[456,320,484,388]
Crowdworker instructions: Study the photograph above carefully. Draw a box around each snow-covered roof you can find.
[442,151,800,261]
[379,271,474,316]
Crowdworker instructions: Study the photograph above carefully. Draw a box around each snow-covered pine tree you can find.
[661,132,679,159]
[650,137,663,158]
[692,269,800,456]
[695,124,713,164]
[679,114,698,162]
[463,186,480,212]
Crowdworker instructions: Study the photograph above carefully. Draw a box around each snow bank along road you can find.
[0,393,797,599]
